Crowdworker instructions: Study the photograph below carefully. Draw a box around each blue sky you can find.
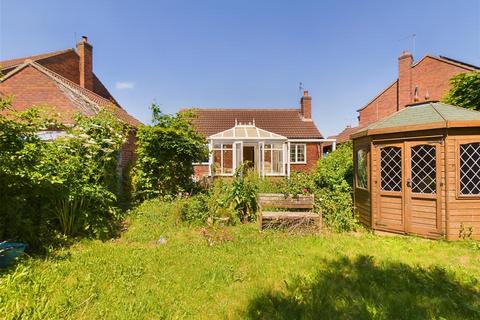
[1,0,479,136]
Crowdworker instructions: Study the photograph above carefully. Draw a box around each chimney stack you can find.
[398,50,413,110]
[77,36,93,91]
[300,90,312,120]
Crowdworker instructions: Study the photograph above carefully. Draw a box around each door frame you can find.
[405,140,443,236]
[374,142,406,233]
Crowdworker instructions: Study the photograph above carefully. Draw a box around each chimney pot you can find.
[82,36,88,43]
[303,90,309,97]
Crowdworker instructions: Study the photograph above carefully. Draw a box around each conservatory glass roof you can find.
[208,124,287,140]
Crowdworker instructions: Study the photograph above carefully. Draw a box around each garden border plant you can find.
[0,96,129,251]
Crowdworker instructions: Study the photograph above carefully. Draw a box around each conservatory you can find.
[207,122,288,177]
[204,120,329,177]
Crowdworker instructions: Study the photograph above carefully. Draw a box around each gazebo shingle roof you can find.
[352,102,480,138]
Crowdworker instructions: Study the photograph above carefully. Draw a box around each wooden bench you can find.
[257,193,322,231]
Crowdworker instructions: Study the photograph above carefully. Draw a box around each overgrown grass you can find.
[1,199,479,319]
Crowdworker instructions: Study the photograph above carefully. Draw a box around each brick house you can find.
[328,51,479,148]
[0,36,141,170]
[190,91,335,178]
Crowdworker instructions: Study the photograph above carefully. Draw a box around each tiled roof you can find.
[1,61,141,127]
[354,102,480,137]
[191,108,323,139]
[330,125,362,144]
[0,49,74,70]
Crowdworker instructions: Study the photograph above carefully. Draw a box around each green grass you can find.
[1,199,479,319]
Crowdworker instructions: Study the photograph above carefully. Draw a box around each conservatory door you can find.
[233,141,243,172]
[405,141,442,237]
[376,143,405,232]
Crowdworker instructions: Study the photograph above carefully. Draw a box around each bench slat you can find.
[262,211,319,219]
[258,194,314,209]
[257,193,321,231]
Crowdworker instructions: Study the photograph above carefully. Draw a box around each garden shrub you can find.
[132,104,207,200]
[168,168,257,225]
[313,142,358,232]
[180,193,210,224]
[230,165,259,223]
[207,179,239,223]
[0,97,128,250]
[279,171,315,196]
[38,111,127,239]
[257,177,283,193]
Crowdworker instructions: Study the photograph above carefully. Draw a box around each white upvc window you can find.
[212,143,233,175]
[290,143,306,164]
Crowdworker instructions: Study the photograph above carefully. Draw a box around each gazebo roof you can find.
[352,102,480,139]
[208,124,287,141]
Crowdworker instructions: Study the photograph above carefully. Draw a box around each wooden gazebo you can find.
[351,102,480,240]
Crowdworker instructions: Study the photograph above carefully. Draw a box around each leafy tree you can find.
[443,71,480,110]
[132,104,207,200]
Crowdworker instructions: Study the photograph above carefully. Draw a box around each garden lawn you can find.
[1,200,479,320]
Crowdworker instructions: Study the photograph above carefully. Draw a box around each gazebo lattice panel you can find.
[411,145,436,194]
[380,147,402,192]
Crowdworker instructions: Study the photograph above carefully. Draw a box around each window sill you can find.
[355,187,369,192]
[456,194,480,201]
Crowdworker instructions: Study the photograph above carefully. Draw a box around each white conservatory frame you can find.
[206,121,336,177]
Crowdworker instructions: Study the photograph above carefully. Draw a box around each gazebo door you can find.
[376,143,405,232]
[405,141,442,236]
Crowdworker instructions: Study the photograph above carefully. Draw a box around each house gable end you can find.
[0,64,89,124]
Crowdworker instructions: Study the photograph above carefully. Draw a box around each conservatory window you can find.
[264,143,284,175]
[290,144,306,163]
[460,142,480,195]
[212,144,233,175]
[356,149,368,189]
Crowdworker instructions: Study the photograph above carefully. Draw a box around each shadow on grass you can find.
[245,255,480,320]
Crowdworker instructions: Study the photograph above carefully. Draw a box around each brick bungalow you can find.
[327,51,479,149]
[0,36,141,170]
[190,91,335,178]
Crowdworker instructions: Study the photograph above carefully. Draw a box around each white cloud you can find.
[115,81,135,90]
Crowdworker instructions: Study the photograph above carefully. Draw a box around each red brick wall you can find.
[290,143,320,172]
[358,81,398,127]
[0,65,79,123]
[194,164,209,178]
[358,55,474,127]
[38,50,80,85]
[411,56,468,106]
